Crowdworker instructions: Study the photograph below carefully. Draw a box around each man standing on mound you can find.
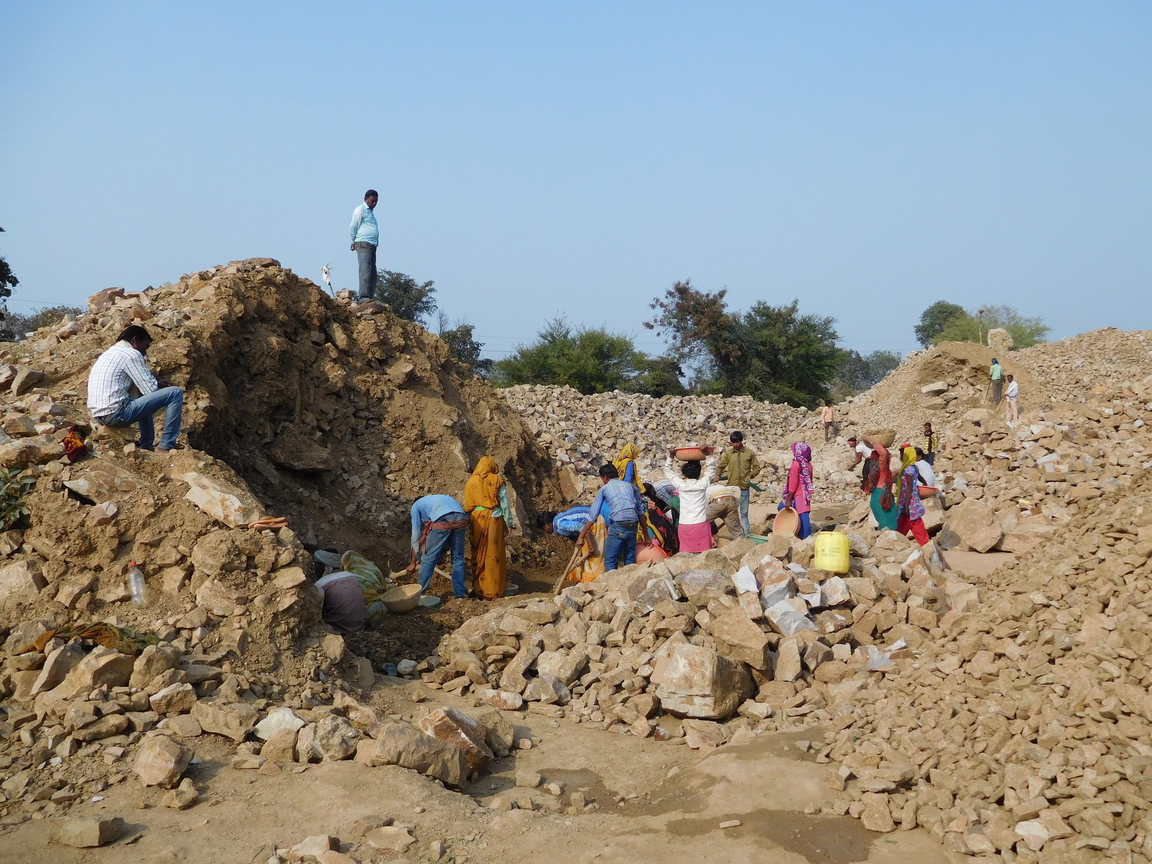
[87,325,184,453]
[349,189,379,305]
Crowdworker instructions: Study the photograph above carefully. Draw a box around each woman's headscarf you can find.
[786,441,814,501]
[894,446,918,504]
[613,443,643,488]
[464,456,503,512]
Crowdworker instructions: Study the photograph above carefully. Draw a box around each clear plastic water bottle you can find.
[128,562,148,607]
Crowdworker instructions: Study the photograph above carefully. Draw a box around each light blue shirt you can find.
[588,479,643,526]
[350,202,379,245]
[410,495,465,552]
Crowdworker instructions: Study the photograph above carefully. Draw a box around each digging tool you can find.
[553,543,590,595]
[433,566,474,597]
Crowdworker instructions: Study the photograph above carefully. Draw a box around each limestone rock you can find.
[150,682,197,714]
[0,560,46,603]
[315,715,361,761]
[162,778,200,810]
[260,727,299,763]
[182,471,263,528]
[190,700,258,743]
[255,706,305,740]
[358,719,468,786]
[418,707,494,773]
[130,645,183,689]
[52,816,124,848]
[52,646,135,699]
[651,643,753,720]
[133,735,193,788]
[708,606,770,670]
[939,497,1003,553]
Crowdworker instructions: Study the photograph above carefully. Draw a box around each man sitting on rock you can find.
[86,325,184,453]
[406,494,469,598]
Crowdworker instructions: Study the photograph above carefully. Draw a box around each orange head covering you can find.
[464,456,503,512]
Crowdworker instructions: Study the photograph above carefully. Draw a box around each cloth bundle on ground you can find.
[21,622,159,656]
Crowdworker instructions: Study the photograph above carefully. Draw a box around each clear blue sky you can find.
[2,2,1150,360]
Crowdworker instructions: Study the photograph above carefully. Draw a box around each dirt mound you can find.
[33,259,562,570]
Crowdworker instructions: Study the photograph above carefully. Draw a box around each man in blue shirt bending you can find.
[537,507,592,540]
[575,464,644,571]
[406,494,469,598]
[349,189,379,303]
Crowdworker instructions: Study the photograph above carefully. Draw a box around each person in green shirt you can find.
[990,358,1004,405]
[714,431,761,535]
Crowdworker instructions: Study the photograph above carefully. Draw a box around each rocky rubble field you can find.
[499,384,853,506]
[822,471,1152,863]
[25,259,562,566]
[4,261,1152,862]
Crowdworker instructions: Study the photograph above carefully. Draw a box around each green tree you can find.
[2,305,84,341]
[436,311,494,376]
[375,270,437,324]
[493,318,645,394]
[834,349,901,392]
[914,301,966,348]
[632,355,687,397]
[0,228,18,341]
[646,280,841,407]
[934,305,1050,349]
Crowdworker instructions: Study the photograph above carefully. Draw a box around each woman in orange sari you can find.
[463,456,516,600]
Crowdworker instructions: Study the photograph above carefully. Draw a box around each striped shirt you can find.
[86,341,158,419]
[552,506,591,539]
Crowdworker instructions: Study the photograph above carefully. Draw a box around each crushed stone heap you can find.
[820,470,1152,861]
[497,385,854,506]
[843,371,1152,559]
[431,525,975,744]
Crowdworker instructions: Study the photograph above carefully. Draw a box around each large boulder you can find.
[707,606,770,670]
[191,700,258,743]
[417,707,493,773]
[182,472,263,528]
[356,720,468,786]
[651,641,753,720]
[133,735,194,787]
[938,498,1003,553]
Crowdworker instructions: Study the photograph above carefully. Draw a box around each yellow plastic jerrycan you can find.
[813,530,851,574]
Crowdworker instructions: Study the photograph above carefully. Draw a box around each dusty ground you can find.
[0,672,962,864]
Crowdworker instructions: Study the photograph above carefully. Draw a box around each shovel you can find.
[553,543,591,595]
